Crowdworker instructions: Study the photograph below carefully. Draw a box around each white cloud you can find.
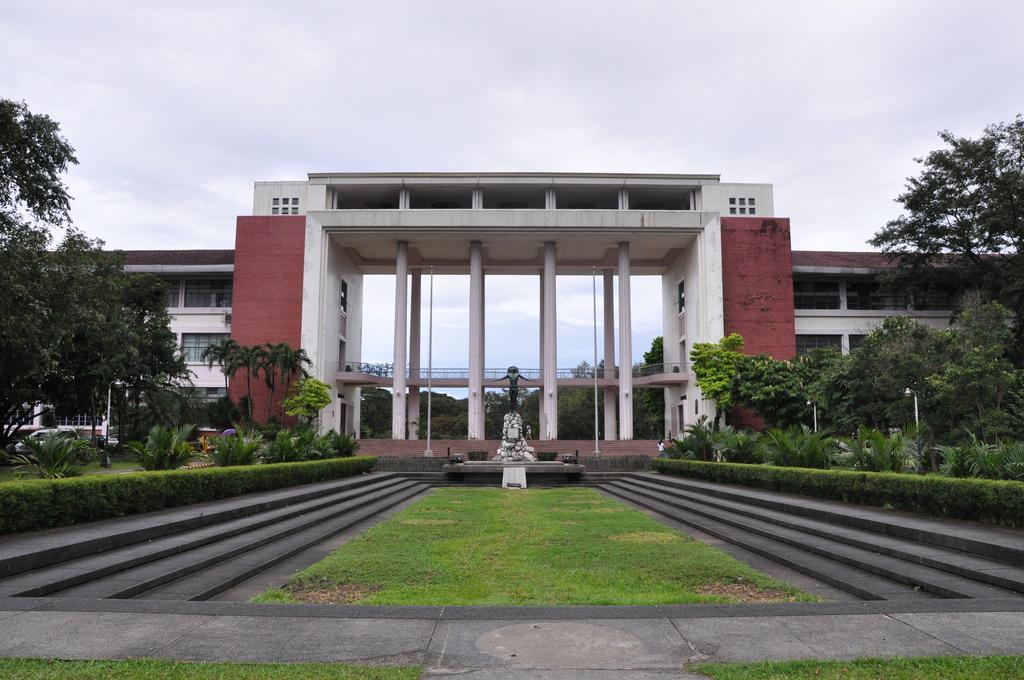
[3,0,1022,365]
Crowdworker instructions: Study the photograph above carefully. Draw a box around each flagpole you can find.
[424,264,434,457]
[592,266,600,456]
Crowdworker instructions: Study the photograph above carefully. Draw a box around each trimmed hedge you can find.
[0,456,376,535]
[652,458,1024,527]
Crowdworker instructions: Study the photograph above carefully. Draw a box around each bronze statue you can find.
[495,365,532,413]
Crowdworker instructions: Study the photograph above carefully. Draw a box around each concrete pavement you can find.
[0,597,1021,677]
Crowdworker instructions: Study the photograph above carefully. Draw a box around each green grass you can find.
[0,459,141,482]
[693,655,1024,679]
[0,658,420,679]
[254,487,814,606]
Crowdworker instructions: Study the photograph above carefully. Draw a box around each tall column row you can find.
[388,239,634,442]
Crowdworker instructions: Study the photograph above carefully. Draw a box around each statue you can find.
[495,365,531,413]
[493,366,536,462]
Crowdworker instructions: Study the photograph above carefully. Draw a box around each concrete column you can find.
[538,270,546,438]
[468,241,485,439]
[391,241,408,439]
[602,270,617,440]
[542,242,558,440]
[407,270,421,439]
[618,243,633,440]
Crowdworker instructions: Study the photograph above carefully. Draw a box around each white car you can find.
[9,428,82,455]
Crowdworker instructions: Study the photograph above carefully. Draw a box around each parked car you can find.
[8,428,83,456]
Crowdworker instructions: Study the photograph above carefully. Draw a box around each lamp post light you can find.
[806,400,818,433]
[904,387,919,427]
[102,379,123,468]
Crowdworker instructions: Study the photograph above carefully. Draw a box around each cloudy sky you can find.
[4,0,1022,374]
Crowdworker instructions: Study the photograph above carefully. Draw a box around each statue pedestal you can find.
[494,412,536,462]
[441,460,585,485]
[502,466,527,489]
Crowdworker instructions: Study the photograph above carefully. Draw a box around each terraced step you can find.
[0,475,412,598]
[623,475,1024,595]
[605,480,1018,600]
[599,483,936,601]
[630,472,1024,566]
[0,472,399,579]
[137,482,429,601]
[23,479,425,600]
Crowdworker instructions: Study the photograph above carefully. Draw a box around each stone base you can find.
[441,461,586,485]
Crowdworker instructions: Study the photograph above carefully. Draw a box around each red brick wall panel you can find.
[720,217,796,360]
[228,216,306,422]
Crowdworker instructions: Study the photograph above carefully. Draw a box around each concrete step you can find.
[631,472,1024,566]
[0,476,412,598]
[40,480,424,600]
[623,475,1024,595]
[137,482,430,601]
[0,471,398,579]
[599,483,937,601]
[606,480,1019,600]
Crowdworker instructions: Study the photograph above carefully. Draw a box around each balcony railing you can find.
[338,362,684,379]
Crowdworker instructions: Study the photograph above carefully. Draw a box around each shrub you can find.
[537,451,558,461]
[937,436,1024,481]
[261,430,311,464]
[652,458,1024,527]
[762,427,835,469]
[839,427,917,473]
[11,433,91,479]
[309,430,359,460]
[670,417,716,461]
[211,430,263,466]
[127,425,195,471]
[0,456,377,534]
[467,451,487,461]
[713,427,763,464]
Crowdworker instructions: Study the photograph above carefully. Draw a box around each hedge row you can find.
[0,456,376,535]
[652,458,1024,527]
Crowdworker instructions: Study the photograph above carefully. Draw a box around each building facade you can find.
[94,172,953,442]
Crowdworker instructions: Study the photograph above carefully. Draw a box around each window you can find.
[340,278,348,313]
[739,198,746,205]
[848,334,868,352]
[4,408,33,426]
[181,333,230,363]
[729,207,737,214]
[272,207,279,214]
[749,208,756,215]
[796,334,842,355]
[845,281,906,310]
[291,206,299,214]
[56,413,93,427]
[729,197,736,205]
[913,290,952,311]
[282,197,290,205]
[202,387,227,401]
[272,198,280,205]
[184,279,232,307]
[677,280,685,313]
[166,279,181,308]
[794,280,841,309]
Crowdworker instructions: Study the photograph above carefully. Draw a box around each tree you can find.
[282,376,332,426]
[689,333,745,427]
[273,344,311,418]
[870,116,1024,356]
[202,338,241,394]
[637,337,665,434]
[730,354,810,429]
[0,99,80,445]
[234,344,267,420]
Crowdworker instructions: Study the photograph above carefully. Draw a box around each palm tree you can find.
[275,345,312,419]
[235,344,267,421]
[201,338,242,394]
[260,343,284,422]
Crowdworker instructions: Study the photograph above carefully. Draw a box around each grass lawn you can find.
[0,658,420,679]
[254,487,814,606]
[0,459,141,482]
[693,656,1024,679]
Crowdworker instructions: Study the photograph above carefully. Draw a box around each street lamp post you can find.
[806,400,818,432]
[103,379,123,468]
[904,387,919,427]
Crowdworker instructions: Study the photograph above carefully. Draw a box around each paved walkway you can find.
[0,597,1021,677]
